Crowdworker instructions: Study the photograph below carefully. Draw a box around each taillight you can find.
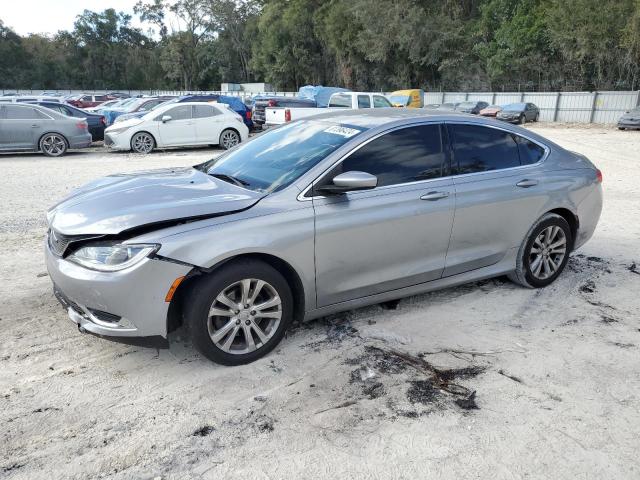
[100,116,106,125]
[268,99,276,107]
[76,121,87,130]
[284,109,291,122]
[246,110,252,120]
[596,169,603,184]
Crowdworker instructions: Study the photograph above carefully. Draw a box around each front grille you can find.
[48,229,73,256]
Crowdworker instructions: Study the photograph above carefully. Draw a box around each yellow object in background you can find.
[388,89,424,108]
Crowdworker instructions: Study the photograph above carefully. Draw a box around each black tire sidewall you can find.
[522,216,572,288]
[185,260,294,366]
[220,129,239,150]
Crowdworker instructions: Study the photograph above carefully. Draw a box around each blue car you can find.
[31,101,107,141]
[101,97,170,126]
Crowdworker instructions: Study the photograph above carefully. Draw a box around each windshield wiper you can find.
[208,172,250,187]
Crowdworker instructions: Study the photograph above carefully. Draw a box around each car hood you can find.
[620,112,640,121]
[47,167,265,236]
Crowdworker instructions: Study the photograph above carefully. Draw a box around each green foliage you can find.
[0,0,639,91]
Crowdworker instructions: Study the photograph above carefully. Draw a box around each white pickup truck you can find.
[264,91,394,126]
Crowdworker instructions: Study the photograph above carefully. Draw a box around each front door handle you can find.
[31,124,40,128]
[420,191,449,201]
[516,179,538,188]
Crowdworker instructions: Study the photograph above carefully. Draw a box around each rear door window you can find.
[335,124,446,187]
[449,124,520,174]
[329,94,352,108]
[516,136,545,165]
[193,104,220,118]
[357,95,371,108]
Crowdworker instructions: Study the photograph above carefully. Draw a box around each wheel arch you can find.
[547,207,579,248]
[167,252,306,334]
[219,127,241,141]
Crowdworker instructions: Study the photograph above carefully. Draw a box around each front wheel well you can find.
[167,253,306,334]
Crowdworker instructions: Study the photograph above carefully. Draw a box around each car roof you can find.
[305,108,472,128]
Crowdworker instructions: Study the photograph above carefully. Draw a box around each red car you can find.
[479,104,503,117]
[67,94,113,109]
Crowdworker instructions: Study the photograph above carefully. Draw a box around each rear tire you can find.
[219,129,240,150]
[185,259,294,365]
[40,134,68,157]
[509,213,572,288]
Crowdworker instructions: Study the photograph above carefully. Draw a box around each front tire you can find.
[130,132,155,154]
[40,134,68,157]
[509,213,572,288]
[520,114,526,125]
[219,129,240,150]
[185,259,294,365]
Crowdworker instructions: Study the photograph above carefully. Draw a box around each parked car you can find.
[436,102,459,111]
[67,94,112,109]
[84,99,122,112]
[0,103,91,156]
[456,101,489,114]
[31,101,107,141]
[103,101,248,153]
[497,102,540,124]
[107,92,130,99]
[45,109,602,365]
[265,91,393,126]
[479,104,503,117]
[617,107,640,130]
[388,89,424,108]
[0,96,62,104]
[252,96,317,129]
[101,97,171,126]
[113,95,254,129]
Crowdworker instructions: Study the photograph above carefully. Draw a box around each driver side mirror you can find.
[316,171,378,195]
[161,115,172,123]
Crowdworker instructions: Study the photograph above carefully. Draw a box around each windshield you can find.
[457,102,476,108]
[389,95,410,106]
[197,121,366,193]
[503,103,526,111]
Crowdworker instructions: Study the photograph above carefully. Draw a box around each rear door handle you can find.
[420,191,449,201]
[516,179,538,188]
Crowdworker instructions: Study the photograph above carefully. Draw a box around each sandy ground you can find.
[1,127,639,479]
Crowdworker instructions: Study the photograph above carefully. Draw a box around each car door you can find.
[193,104,224,143]
[1,105,45,149]
[312,123,455,307]
[157,105,196,146]
[443,122,548,276]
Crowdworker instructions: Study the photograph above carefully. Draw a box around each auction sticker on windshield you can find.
[324,125,361,138]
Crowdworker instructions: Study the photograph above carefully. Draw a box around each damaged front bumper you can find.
[46,240,192,340]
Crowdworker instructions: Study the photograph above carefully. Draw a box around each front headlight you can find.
[67,243,159,271]
[107,121,141,135]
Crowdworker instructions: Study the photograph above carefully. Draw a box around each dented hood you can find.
[47,167,265,235]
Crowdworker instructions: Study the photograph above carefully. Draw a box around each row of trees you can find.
[1,0,639,92]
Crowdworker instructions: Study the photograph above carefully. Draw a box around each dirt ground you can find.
[1,126,639,479]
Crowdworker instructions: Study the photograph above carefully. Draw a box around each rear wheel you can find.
[131,132,155,154]
[509,213,572,288]
[40,134,68,157]
[219,129,240,150]
[185,260,294,365]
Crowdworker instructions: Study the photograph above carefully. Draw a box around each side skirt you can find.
[303,247,518,322]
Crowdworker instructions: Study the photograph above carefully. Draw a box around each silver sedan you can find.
[0,103,92,156]
[45,110,603,364]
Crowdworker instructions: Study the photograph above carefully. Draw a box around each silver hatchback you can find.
[45,110,603,364]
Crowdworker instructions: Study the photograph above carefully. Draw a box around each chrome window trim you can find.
[297,119,549,201]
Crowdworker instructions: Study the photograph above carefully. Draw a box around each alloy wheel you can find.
[207,279,282,355]
[131,133,154,153]
[220,130,240,149]
[42,135,66,156]
[528,225,567,280]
